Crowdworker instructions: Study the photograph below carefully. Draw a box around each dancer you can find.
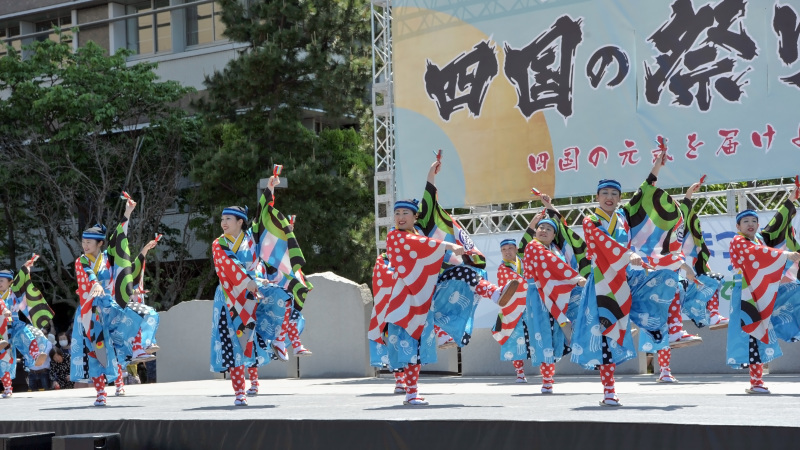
[0,256,54,398]
[727,187,800,394]
[679,181,728,330]
[572,146,694,405]
[369,250,460,395]
[370,155,518,406]
[256,172,313,361]
[634,159,706,384]
[521,205,588,394]
[71,196,158,405]
[494,236,532,383]
[210,176,291,405]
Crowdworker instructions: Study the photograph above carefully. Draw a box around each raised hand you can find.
[427,160,441,184]
[685,182,702,200]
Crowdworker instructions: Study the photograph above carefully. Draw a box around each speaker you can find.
[0,432,54,450]
[52,433,121,450]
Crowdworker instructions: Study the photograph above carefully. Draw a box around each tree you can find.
[0,35,201,315]
[190,0,375,289]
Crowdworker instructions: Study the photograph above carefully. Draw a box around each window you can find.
[35,16,73,44]
[186,2,226,46]
[0,26,22,58]
[127,0,172,55]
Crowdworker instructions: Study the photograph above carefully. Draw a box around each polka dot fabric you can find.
[524,239,582,326]
[218,308,236,369]
[383,230,448,340]
[404,363,421,400]
[2,372,11,393]
[540,363,555,387]
[369,255,395,345]
[230,365,246,394]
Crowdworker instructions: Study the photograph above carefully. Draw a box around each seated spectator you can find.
[49,346,74,390]
[28,339,52,391]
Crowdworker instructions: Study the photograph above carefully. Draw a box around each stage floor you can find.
[6,373,800,424]
[2,373,799,449]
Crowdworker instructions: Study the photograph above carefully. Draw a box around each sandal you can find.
[235,394,248,406]
[293,346,313,356]
[272,343,288,361]
[247,383,259,396]
[745,385,770,394]
[403,397,428,406]
[599,397,622,407]
[657,373,678,383]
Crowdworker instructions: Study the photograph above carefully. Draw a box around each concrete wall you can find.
[157,299,224,383]
[293,272,374,378]
[157,272,375,382]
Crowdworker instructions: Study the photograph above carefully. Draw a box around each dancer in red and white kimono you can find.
[571,147,698,405]
[372,157,518,405]
[727,187,800,394]
[494,236,532,383]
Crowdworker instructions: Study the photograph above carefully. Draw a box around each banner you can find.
[393,0,800,207]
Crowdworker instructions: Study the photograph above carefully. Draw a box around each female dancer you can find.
[522,205,588,394]
[371,156,518,405]
[255,175,313,361]
[210,176,291,405]
[494,236,532,383]
[679,182,728,330]
[71,196,160,405]
[572,148,692,405]
[727,187,800,394]
[0,256,53,398]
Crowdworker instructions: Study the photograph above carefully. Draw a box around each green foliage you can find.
[0,35,198,315]
[191,0,375,287]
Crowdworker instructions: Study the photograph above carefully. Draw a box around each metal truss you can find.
[451,181,800,235]
[372,0,395,253]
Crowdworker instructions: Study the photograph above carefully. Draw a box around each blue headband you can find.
[222,207,249,221]
[0,271,13,280]
[597,179,622,193]
[500,239,517,248]
[736,209,758,224]
[394,200,419,213]
[82,224,106,241]
[538,218,558,231]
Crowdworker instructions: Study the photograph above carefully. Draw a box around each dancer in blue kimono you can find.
[727,187,800,394]
[210,176,291,406]
[255,175,313,362]
[369,156,518,405]
[571,147,693,406]
[0,257,54,398]
[521,209,587,393]
[494,236,533,383]
[678,182,728,331]
[71,196,160,405]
